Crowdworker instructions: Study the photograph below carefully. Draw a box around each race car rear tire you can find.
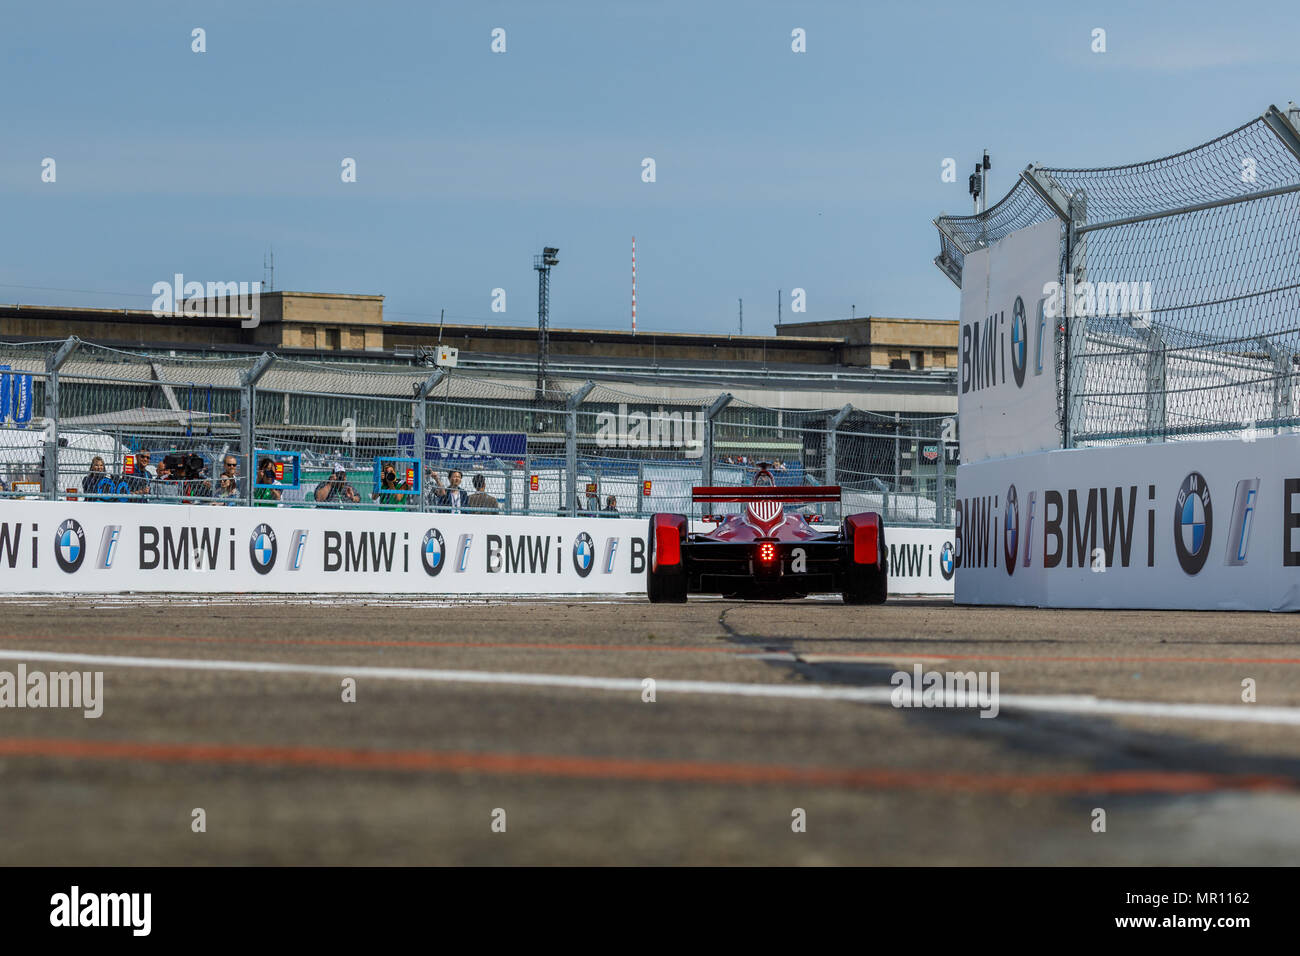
[842,514,888,605]
[646,515,688,603]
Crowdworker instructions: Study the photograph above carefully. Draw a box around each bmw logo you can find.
[1003,484,1018,576]
[572,532,594,577]
[1174,472,1213,575]
[249,523,277,575]
[939,541,956,581]
[54,519,86,573]
[1010,296,1028,387]
[421,528,445,576]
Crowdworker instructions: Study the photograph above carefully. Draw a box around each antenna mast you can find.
[631,236,637,333]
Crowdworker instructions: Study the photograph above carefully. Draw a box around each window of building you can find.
[911,350,924,369]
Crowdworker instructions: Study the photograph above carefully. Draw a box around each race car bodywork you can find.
[646,479,888,604]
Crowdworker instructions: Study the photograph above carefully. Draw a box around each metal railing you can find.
[934,103,1300,447]
[0,338,956,526]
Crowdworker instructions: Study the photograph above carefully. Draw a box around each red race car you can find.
[646,465,888,603]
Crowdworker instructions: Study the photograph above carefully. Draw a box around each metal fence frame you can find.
[934,103,1300,448]
[0,337,956,527]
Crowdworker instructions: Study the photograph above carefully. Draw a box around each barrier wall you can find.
[955,433,1300,610]
[886,527,955,596]
[0,500,647,594]
[0,500,953,597]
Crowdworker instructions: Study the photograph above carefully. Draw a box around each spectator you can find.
[317,463,361,505]
[155,454,177,499]
[429,468,469,512]
[603,494,619,515]
[219,453,241,496]
[136,450,157,479]
[125,450,153,499]
[82,456,108,498]
[214,474,239,503]
[254,457,282,505]
[466,473,499,512]
[371,461,407,506]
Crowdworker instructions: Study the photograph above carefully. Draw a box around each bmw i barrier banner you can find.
[958,218,1060,464]
[0,501,646,595]
[954,432,1300,610]
[0,500,953,597]
[885,527,955,596]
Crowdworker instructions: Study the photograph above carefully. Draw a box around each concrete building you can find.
[775,316,958,371]
[0,293,956,371]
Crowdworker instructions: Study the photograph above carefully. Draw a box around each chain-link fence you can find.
[934,103,1300,447]
[0,337,956,526]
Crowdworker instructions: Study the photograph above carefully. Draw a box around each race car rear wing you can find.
[691,485,841,503]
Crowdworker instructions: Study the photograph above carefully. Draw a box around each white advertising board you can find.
[0,500,647,594]
[958,218,1062,464]
[0,500,956,598]
[954,433,1300,610]
[887,527,955,596]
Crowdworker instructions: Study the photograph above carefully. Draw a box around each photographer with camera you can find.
[371,461,408,507]
[254,457,282,505]
[185,454,213,501]
[315,463,361,506]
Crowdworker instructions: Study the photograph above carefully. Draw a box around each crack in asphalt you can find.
[714,603,1300,797]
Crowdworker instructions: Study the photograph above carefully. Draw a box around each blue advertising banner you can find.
[12,374,33,424]
[397,431,527,461]
[0,366,10,421]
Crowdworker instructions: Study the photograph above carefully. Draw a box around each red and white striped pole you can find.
[631,236,637,334]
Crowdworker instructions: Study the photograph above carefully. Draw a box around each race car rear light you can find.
[651,514,684,569]
[756,542,778,565]
[847,514,880,565]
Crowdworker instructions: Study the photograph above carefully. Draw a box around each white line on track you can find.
[1,648,1298,726]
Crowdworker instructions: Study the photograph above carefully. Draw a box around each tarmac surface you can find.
[1,593,1298,865]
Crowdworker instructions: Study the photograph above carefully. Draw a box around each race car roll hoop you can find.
[646,467,888,604]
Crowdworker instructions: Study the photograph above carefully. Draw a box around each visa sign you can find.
[398,431,527,461]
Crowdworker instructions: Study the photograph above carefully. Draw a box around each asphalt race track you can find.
[1,594,1298,865]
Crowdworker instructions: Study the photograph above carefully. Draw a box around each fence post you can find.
[239,352,276,505]
[1065,189,1089,448]
[701,393,733,487]
[43,336,80,500]
[1259,337,1290,435]
[936,426,947,525]
[1144,325,1167,442]
[412,369,447,512]
[565,381,595,516]
[523,452,531,514]
[893,412,901,496]
[825,403,852,486]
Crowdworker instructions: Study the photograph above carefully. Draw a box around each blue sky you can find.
[1,0,1297,335]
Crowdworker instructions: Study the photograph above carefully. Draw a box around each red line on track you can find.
[1,737,1295,794]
